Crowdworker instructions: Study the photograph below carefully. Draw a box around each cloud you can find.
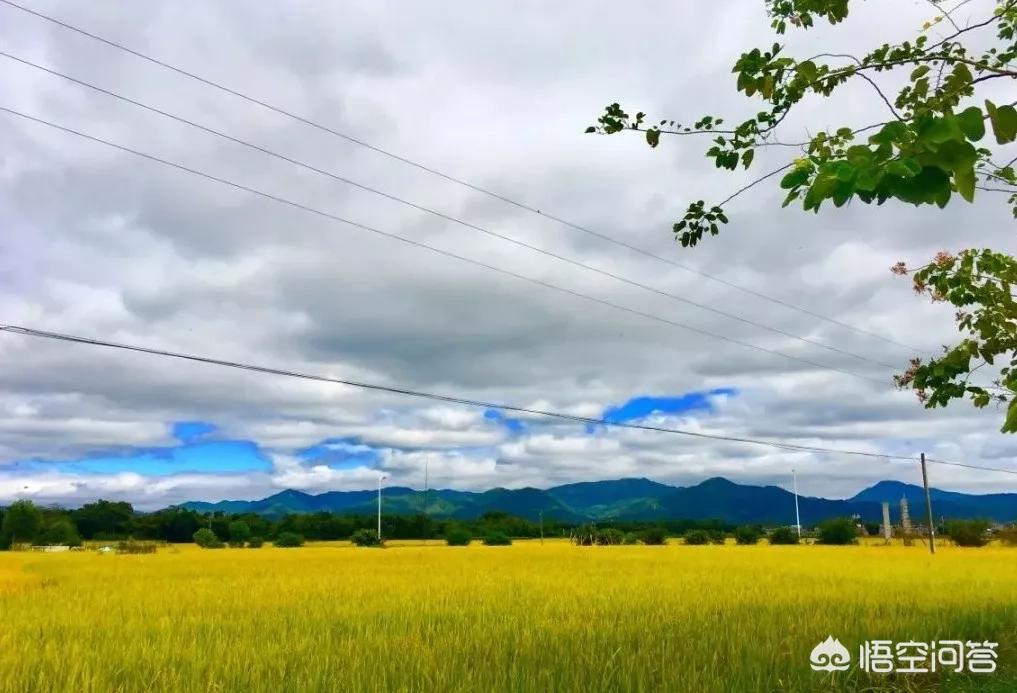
[1,0,1015,508]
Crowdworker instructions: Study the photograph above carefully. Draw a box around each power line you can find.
[3,323,1012,476]
[0,105,892,387]
[0,50,902,373]
[0,0,922,354]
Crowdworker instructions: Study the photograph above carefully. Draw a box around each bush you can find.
[684,529,711,545]
[482,531,512,546]
[641,527,668,545]
[818,517,858,545]
[945,519,991,547]
[623,532,639,545]
[570,524,597,546]
[445,527,472,546]
[349,529,380,547]
[708,530,727,545]
[997,526,1017,546]
[247,536,264,548]
[193,528,224,549]
[596,528,625,546]
[116,540,157,554]
[768,526,799,545]
[38,519,82,547]
[274,531,306,548]
[228,520,251,548]
[734,525,761,545]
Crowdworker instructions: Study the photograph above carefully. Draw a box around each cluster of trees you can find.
[2,499,1013,550]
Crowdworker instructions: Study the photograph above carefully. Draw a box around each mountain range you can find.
[179,477,1017,524]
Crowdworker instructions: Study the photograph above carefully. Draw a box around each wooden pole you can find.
[920,452,936,555]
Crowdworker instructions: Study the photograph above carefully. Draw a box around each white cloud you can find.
[1,0,1015,507]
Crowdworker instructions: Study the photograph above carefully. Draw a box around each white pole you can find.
[792,468,801,539]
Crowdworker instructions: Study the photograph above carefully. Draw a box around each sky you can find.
[2,0,1016,510]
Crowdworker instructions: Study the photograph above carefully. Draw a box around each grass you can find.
[1,539,1015,692]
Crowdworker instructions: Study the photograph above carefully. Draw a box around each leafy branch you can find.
[587,0,1017,247]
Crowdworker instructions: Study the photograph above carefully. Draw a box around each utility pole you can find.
[920,452,936,555]
[539,510,544,545]
[377,473,387,541]
[881,502,892,544]
[792,468,802,539]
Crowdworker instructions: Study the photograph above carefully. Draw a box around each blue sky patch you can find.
[296,437,380,469]
[42,438,270,476]
[602,389,737,424]
[172,421,218,443]
[484,408,526,434]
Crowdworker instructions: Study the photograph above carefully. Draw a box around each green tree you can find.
[595,528,626,545]
[192,528,224,549]
[445,526,472,546]
[684,529,711,545]
[2,500,42,546]
[734,525,762,545]
[640,527,668,545]
[945,518,992,546]
[817,517,859,545]
[768,526,800,545]
[228,520,251,547]
[482,531,512,546]
[38,518,82,547]
[589,0,1017,426]
[71,500,133,539]
[247,536,264,548]
[348,529,378,547]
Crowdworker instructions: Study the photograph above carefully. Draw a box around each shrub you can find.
[768,527,799,545]
[570,524,597,546]
[997,526,1017,546]
[228,521,251,548]
[640,527,668,545]
[945,519,991,547]
[38,519,83,547]
[623,532,639,545]
[247,536,264,548]
[274,531,306,548]
[193,528,224,549]
[734,525,761,545]
[116,540,157,554]
[596,528,625,546]
[684,529,711,545]
[445,527,472,546]
[818,517,859,545]
[482,531,512,546]
[349,529,380,547]
[708,530,727,545]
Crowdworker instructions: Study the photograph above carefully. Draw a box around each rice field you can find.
[1,540,1015,692]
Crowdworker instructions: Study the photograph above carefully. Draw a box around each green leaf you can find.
[584,126,597,134]
[1003,399,1017,433]
[779,167,811,189]
[910,65,930,80]
[986,100,1017,145]
[956,106,985,142]
[645,128,660,148]
[741,149,754,169]
[954,165,976,203]
[797,60,818,82]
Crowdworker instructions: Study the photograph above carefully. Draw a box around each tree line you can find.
[2,498,1012,548]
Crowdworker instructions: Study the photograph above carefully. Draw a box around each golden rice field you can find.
[1,540,1015,693]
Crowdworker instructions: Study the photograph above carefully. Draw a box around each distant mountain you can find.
[850,480,1017,521]
[179,477,1017,523]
